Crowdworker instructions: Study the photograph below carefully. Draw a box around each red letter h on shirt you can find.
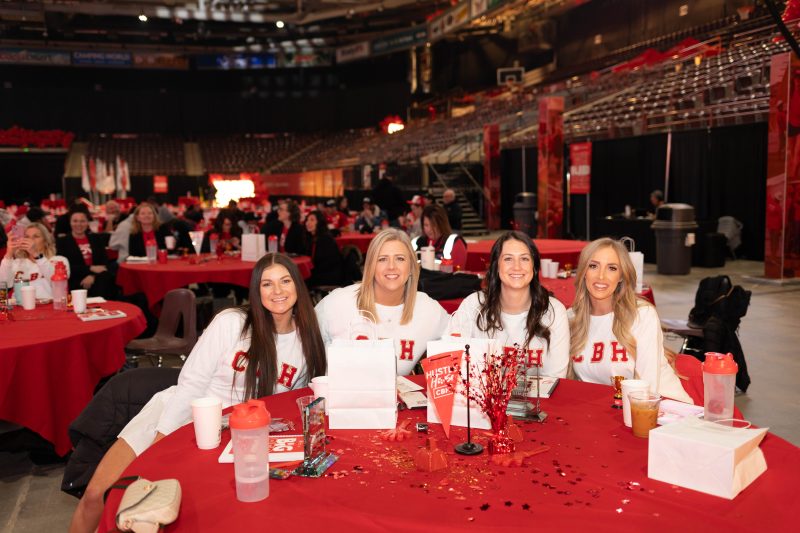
[277,363,298,388]
[399,340,415,361]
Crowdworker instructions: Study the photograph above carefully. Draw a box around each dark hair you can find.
[240,253,326,400]
[26,207,45,223]
[651,190,664,202]
[478,231,552,349]
[337,196,348,212]
[305,210,330,239]
[422,204,452,240]
[67,205,92,223]
[213,212,243,238]
[282,200,301,224]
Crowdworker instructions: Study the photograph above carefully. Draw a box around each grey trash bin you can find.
[652,203,698,275]
[513,192,538,237]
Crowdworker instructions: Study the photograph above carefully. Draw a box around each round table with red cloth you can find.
[466,238,587,272]
[116,255,313,309]
[437,278,654,313]
[0,302,145,456]
[335,232,375,255]
[99,377,797,532]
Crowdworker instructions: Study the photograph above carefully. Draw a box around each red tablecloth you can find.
[335,232,376,255]
[437,279,653,314]
[100,378,797,532]
[117,255,313,308]
[0,302,145,456]
[466,239,587,272]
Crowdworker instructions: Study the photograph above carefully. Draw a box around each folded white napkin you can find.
[125,256,150,263]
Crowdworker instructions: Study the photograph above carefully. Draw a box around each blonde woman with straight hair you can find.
[1,222,70,299]
[315,228,449,375]
[569,238,692,403]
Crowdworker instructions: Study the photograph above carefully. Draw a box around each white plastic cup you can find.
[621,379,650,427]
[165,235,177,250]
[20,286,36,310]
[550,261,560,278]
[191,397,222,449]
[71,289,88,313]
[540,258,552,278]
[309,376,329,413]
[420,246,436,270]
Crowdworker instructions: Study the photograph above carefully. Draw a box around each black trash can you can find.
[513,192,537,237]
[652,203,698,274]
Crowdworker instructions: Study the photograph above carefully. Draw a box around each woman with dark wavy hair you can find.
[69,253,326,533]
[447,231,570,377]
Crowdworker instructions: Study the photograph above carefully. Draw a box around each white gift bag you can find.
[241,233,266,262]
[630,251,645,293]
[327,337,397,429]
[648,417,768,499]
[425,338,494,431]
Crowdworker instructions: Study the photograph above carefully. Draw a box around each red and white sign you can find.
[153,175,168,194]
[569,142,592,195]
[218,434,305,464]
[421,350,463,438]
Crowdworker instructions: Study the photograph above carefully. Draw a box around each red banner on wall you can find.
[569,142,592,195]
[537,97,565,238]
[483,124,501,230]
[153,175,168,194]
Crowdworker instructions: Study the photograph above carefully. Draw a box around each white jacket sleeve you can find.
[0,257,13,286]
[633,305,693,403]
[156,311,243,435]
[443,292,480,337]
[543,298,570,378]
[314,295,333,346]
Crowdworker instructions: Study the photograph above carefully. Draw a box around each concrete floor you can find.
[1,258,798,532]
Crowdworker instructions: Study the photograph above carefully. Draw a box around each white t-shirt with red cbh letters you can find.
[155,308,308,436]
[315,283,450,376]
[571,304,693,403]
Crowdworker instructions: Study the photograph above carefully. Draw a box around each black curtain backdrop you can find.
[0,153,66,204]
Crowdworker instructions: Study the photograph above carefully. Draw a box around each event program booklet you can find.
[525,376,560,399]
[218,434,305,464]
[76,309,127,322]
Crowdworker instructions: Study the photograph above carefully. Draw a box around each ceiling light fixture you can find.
[276,20,285,29]
[138,13,148,22]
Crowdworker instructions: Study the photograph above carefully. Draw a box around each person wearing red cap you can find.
[405,195,425,238]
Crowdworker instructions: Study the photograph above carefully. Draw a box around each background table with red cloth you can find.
[335,232,375,255]
[100,378,797,532]
[0,302,145,456]
[117,255,313,308]
[437,278,654,313]
[466,238,588,272]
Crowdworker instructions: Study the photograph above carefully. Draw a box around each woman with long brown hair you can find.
[569,238,691,402]
[69,253,326,533]
[411,203,468,270]
[447,231,570,377]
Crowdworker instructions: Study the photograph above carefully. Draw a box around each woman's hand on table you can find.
[89,265,108,274]
[80,274,95,289]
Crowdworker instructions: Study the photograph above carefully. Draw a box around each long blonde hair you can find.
[569,238,647,360]
[357,228,419,325]
[25,222,57,258]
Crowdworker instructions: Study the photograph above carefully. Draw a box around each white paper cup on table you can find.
[540,258,552,278]
[621,379,650,427]
[550,261,560,278]
[309,376,329,413]
[165,235,177,250]
[20,286,36,310]
[191,397,222,449]
[71,289,88,313]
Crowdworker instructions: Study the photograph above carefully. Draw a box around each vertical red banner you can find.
[569,142,592,195]
[766,53,795,279]
[153,175,168,194]
[537,97,565,238]
[483,124,501,230]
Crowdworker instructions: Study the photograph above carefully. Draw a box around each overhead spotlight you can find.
[276,20,285,29]
[138,13,148,22]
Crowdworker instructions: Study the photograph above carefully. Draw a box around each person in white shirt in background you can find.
[315,228,449,376]
[0,222,70,299]
[69,253,327,533]
[569,237,693,403]
[108,214,133,262]
[447,231,570,378]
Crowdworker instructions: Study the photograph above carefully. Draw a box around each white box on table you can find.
[241,234,266,262]
[647,417,768,499]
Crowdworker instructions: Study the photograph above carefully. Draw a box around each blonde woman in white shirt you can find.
[315,228,449,375]
[70,253,326,533]
[447,231,570,377]
[0,222,70,299]
[569,238,692,403]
